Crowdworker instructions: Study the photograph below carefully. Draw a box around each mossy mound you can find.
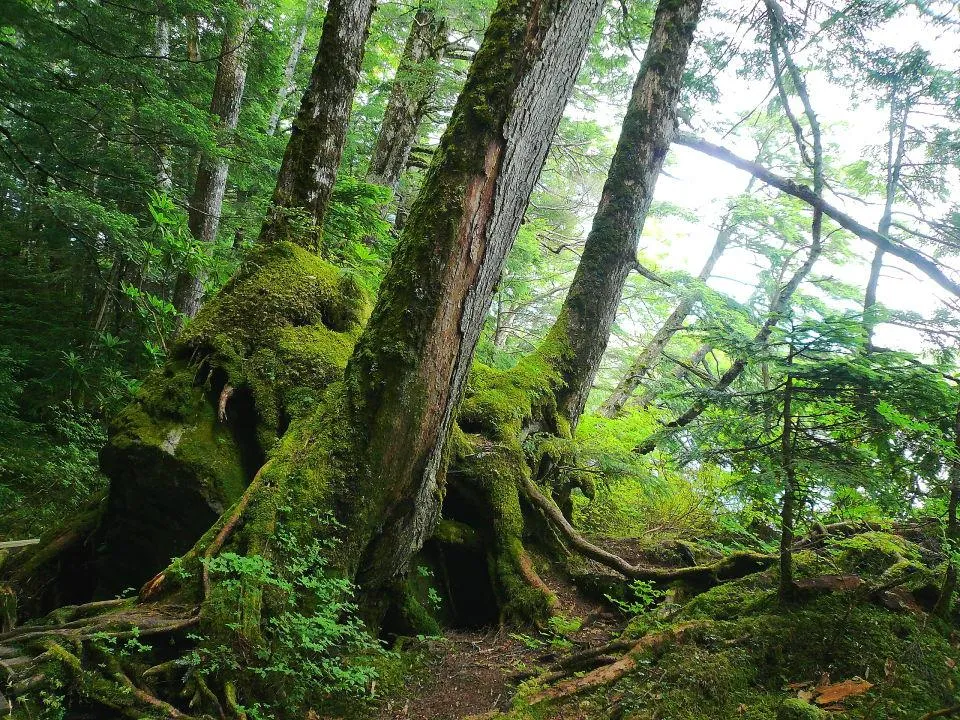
[511,532,957,719]
[94,242,371,595]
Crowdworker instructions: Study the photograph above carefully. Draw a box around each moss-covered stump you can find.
[95,241,369,597]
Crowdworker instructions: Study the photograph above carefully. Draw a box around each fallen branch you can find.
[920,705,960,720]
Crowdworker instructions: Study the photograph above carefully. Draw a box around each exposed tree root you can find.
[520,474,773,585]
[524,623,696,706]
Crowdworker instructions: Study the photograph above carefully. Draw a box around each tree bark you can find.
[172,3,255,318]
[258,0,377,248]
[779,354,796,601]
[635,14,826,455]
[541,0,703,428]
[365,7,447,190]
[343,0,606,603]
[266,0,320,137]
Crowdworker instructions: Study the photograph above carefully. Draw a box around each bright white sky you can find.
[586,0,960,354]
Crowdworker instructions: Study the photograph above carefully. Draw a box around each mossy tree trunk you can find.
[172,1,256,319]
[1,0,609,711]
[258,0,377,248]
[365,5,447,191]
[543,0,703,429]
[340,0,606,608]
[443,0,704,623]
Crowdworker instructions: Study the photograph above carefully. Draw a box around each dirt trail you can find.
[377,574,621,719]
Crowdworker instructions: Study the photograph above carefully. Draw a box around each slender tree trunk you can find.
[599,211,736,418]
[266,0,319,137]
[186,14,201,61]
[632,0,825,454]
[344,0,606,601]
[935,404,960,617]
[864,91,909,348]
[779,354,796,601]
[634,232,822,454]
[540,0,703,428]
[365,7,447,190]
[154,16,174,192]
[258,0,377,248]
[172,2,256,318]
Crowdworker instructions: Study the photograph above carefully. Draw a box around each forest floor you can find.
[374,542,664,719]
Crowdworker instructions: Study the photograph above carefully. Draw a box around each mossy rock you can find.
[831,532,921,576]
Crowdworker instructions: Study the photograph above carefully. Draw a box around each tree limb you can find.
[674,133,960,298]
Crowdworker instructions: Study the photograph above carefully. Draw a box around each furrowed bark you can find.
[258,0,377,247]
[173,2,256,319]
[266,0,320,137]
[543,0,703,428]
[343,0,606,602]
[365,6,447,190]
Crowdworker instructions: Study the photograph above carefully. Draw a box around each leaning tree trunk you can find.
[258,0,377,247]
[266,0,320,136]
[0,0,607,713]
[864,90,909,348]
[172,2,256,319]
[443,0,704,622]
[86,0,378,601]
[598,209,737,418]
[541,0,703,429]
[365,6,447,190]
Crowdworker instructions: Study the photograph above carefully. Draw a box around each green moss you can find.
[554,580,959,720]
[777,698,826,720]
[832,532,922,576]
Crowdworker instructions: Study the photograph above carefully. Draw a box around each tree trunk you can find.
[172,3,255,319]
[541,0,703,428]
[342,0,606,606]
[258,0,377,248]
[864,90,909,348]
[779,355,796,601]
[365,7,447,190]
[633,230,823,454]
[441,0,703,623]
[633,2,825,455]
[935,404,960,618]
[266,0,320,137]
[154,16,174,192]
